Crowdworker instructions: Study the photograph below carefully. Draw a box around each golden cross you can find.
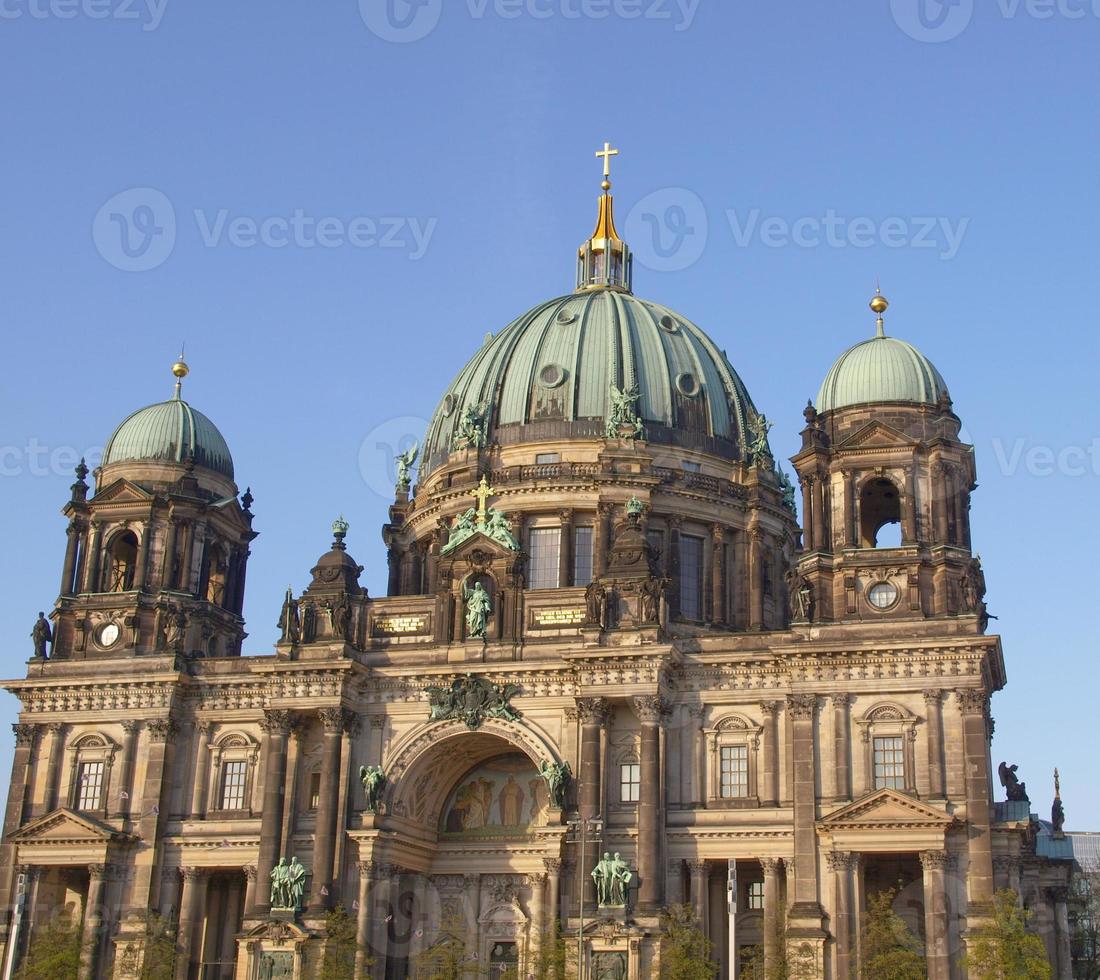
[473,475,496,527]
[596,141,619,179]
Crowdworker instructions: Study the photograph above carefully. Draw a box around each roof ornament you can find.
[172,346,190,400]
[870,286,889,338]
[577,142,633,293]
[1052,767,1066,836]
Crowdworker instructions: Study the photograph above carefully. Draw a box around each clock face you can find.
[867,582,899,610]
[98,622,121,648]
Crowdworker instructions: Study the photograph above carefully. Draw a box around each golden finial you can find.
[1055,767,1062,800]
[870,286,889,337]
[172,348,190,398]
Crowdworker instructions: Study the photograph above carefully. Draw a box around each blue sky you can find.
[1,0,1097,822]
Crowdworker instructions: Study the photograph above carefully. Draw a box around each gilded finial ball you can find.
[870,293,889,316]
[602,179,611,192]
[172,358,190,379]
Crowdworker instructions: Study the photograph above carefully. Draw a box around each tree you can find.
[861,890,926,980]
[739,906,788,980]
[1070,871,1100,980]
[413,926,480,980]
[138,914,179,980]
[319,905,362,980]
[966,890,1052,980]
[531,922,574,980]
[14,914,82,980]
[658,905,718,980]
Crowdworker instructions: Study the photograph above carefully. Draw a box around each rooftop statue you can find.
[31,612,52,660]
[999,761,1029,803]
[395,441,419,492]
[606,383,644,439]
[454,405,487,450]
[747,411,774,467]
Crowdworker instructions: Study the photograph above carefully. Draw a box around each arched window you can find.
[855,703,919,795]
[102,531,138,592]
[705,715,763,806]
[68,733,117,815]
[209,732,258,816]
[860,478,902,548]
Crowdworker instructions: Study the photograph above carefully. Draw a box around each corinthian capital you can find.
[575,697,611,726]
[633,695,667,724]
[786,694,817,721]
[954,688,989,716]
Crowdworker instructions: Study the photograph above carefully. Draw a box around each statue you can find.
[454,405,487,450]
[606,383,644,439]
[395,442,419,492]
[747,411,774,466]
[277,587,300,643]
[484,510,520,551]
[31,612,52,659]
[777,468,797,512]
[164,606,188,652]
[592,851,632,907]
[786,572,815,623]
[441,508,478,555]
[593,953,627,980]
[639,578,667,625]
[464,582,492,640]
[626,495,644,519]
[269,857,289,909]
[271,856,306,912]
[426,674,522,729]
[538,760,571,809]
[998,761,1029,803]
[300,602,317,643]
[359,765,386,812]
[1052,768,1066,835]
[327,596,351,642]
[585,581,607,627]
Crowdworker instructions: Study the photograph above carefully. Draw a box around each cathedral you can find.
[0,149,1078,980]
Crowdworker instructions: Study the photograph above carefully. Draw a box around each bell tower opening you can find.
[103,530,138,592]
[860,478,902,548]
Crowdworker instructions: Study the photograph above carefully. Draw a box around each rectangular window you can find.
[220,760,248,811]
[528,527,561,589]
[720,745,750,798]
[679,534,705,620]
[620,763,641,803]
[747,881,764,911]
[76,761,105,811]
[535,452,560,465]
[309,771,322,811]
[873,736,906,790]
[682,461,702,473]
[573,526,594,587]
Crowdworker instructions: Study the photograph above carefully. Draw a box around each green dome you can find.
[102,397,235,479]
[816,333,948,414]
[422,290,761,474]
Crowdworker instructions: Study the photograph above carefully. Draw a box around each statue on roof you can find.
[484,509,520,551]
[454,405,487,450]
[998,761,1029,803]
[31,612,52,660]
[747,411,774,467]
[607,383,644,439]
[395,442,419,492]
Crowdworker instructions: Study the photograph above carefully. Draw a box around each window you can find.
[860,477,902,548]
[220,760,248,811]
[747,881,764,910]
[528,528,561,589]
[535,452,560,465]
[720,746,750,799]
[873,736,906,790]
[682,461,702,473]
[309,770,322,811]
[679,534,705,620]
[620,763,641,803]
[76,761,105,811]
[103,531,138,592]
[573,526,594,587]
[489,942,518,980]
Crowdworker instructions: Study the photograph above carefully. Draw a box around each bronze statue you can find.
[538,760,571,809]
[998,761,1029,803]
[31,612,52,659]
[585,581,607,627]
[277,587,300,643]
[359,765,386,812]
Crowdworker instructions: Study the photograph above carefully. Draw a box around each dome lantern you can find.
[576,142,634,293]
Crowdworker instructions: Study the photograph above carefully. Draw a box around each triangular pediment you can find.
[91,478,153,505]
[836,420,919,452]
[819,789,953,830]
[441,530,518,562]
[10,807,130,844]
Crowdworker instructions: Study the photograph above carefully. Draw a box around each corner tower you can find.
[50,358,257,660]
[790,291,984,625]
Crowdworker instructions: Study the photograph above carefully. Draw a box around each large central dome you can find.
[421,289,760,475]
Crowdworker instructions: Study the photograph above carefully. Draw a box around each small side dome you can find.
[816,292,948,413]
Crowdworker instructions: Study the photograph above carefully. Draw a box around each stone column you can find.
[60,520,81,595]
[115,720,141,817]
[242,865,257,918]
[749,527,764,631]
[544,859,561,934]
[1050,886,1072,980]
[811,474,826,551]
[42,722,65,814]
[174,867,208,980]
[920,850,950,980]
[924,690,946,799]
[634,696,664,909]
[762,858,784,977]
[462,873,480,959]
[760,702,780,807]
[77,864,109,980]
[559,509,575,587]
[134,519,153,590]
[161,516,178,590]
[0,725,37,942]
[353,861,377,979]
[529,872,548,953]
[956,689,994,910]
[82,521,103,593]
[828,852,857,980]
[689,705,706,806]
[188,721,213,818]
[786,695,821,910]
[831,695,851,802]
[710,524,726,625]
[175,520,193,591]
[594,503,613,577]
[311,708,348,910]
[576,698,608,907]
[254,710,294,913]
[688,860,707,926]
[668,516,683,617]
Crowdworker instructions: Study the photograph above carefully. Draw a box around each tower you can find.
[790,291,985,626]
[50,358,257,661]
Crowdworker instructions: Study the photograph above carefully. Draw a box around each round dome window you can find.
[676,373,701,397]
[442,394,457,416]
[659,314,678,333]
[539,364,568,389]
[556,309,577,325]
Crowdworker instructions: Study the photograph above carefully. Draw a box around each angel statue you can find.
[747,412,774,466]
[359,765,386,812]
[606,383,644,439]
[485,510,520,551]
[395,442,419,492]
[464,581,492,640]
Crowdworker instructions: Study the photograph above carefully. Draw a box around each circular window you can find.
[659,314,679,333]
[97,622,121,648]
[867,582,899,610]
[538,364,568,389]
[442,394,457,416]
[556,309,577,325]
[675,373,701,397]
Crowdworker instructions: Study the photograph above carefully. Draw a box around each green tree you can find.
[138,914,179,980]
[861,890,926,980]
[658,905,718,980]
[318,905,362,980]
[14,914,82,980]
[966,890,1052,980]
[413,926,480,980]
[531,923,574,980]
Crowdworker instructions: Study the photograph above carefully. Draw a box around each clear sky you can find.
[1,0,1097,824]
